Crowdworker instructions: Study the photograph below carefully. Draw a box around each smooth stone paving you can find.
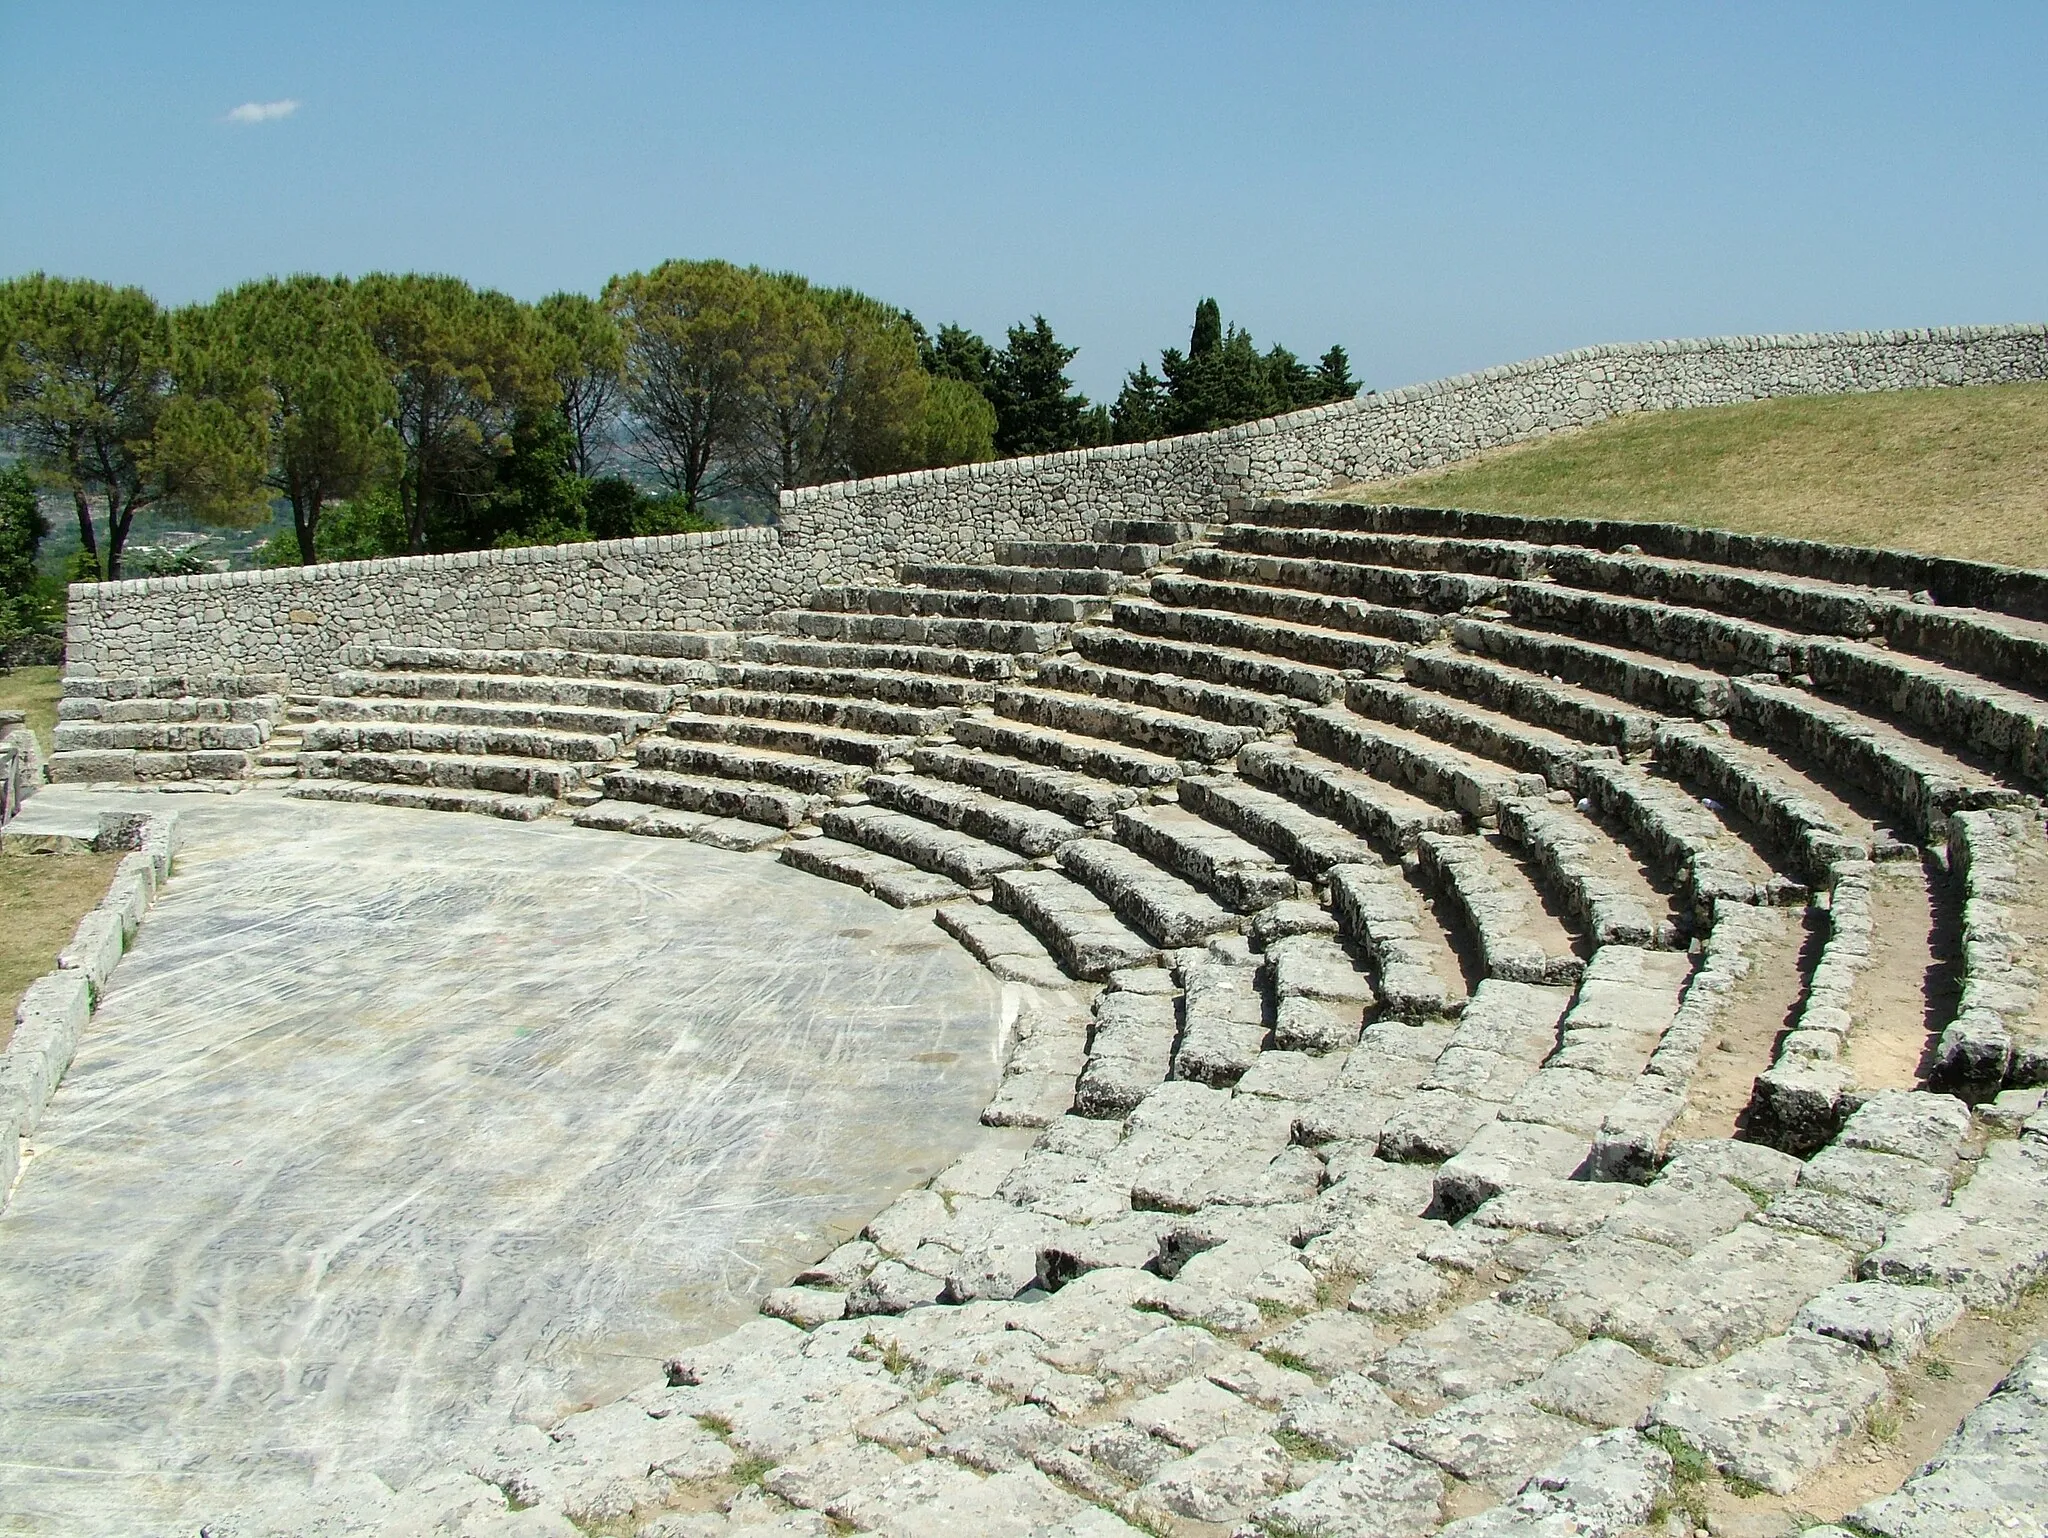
[0,788,1004,1535]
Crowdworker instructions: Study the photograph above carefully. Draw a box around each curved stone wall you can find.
[63,323,2048,691]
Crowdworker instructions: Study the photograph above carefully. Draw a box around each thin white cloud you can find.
[225,99,299,125]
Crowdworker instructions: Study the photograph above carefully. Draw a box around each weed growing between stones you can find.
[1270,1425,1334,1462]
[1645,1425,1713,1527]
[693,1412,732,1437]
[728,1453,773,1487]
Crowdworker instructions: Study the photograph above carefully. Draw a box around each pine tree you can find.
[986,316,1092,455]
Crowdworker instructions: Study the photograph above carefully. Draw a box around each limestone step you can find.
[551,628,740,659]
[1068,626,1341,708]
[47,748,256,783]
[1057,837,1241,947]
[713,662,996,707]
[663,712,918,769]
[990,539,1167,573]
[314,696,655,740]
[1653,723,1868,884]
[1400,647,1659,754]
[1728,675,2023,839]
[300,750,589,799]
[1345,678,1619,790]
[60,672,288,701]
[809,585,1111,623]
[1093,517,1208,545]
[897,562,1126,596]
[1175,773,1380,875]
[949,714,1181,787]
[1804,637,2048,793]
[601,767,818,828]
[992,685,1263,763]
[301,720,620,763]
[820,803,1029,888]
[1150,572,1445,644]
[1173,954,1270,1086]
[990,865,1159,979]
[55,695,279,724]
[327,669,675,714]
[1294,706,1548,821]
[1496,796,1672,949]
[1417,831,1586,987]
[1576,758,1790,914]
[933,901,1071,987]
[1111,598,1409,674]
[1032,658,1294,733]
[1230,527,1545,581]
[1500,579,1807,678]
[685,687,956,739]
[1325,860,1470,1018]
[909,747,1141,826]
[1236,740,1464,855]
[1199,533,1503,612]
[1449,617,1734,720]
[287,779,554,821]
[738,636,1020,680]
[864,773,1089,857]
[1113,801,1300,910]
[636,737,868,796]
[780,836,969,908]
[570,798,790,851]
[52,720,265,753]
[777,610,1066,654]
[361,645,720,686]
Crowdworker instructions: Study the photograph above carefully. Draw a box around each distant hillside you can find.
[1345,380,2048,570]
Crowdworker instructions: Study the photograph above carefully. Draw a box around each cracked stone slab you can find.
[1600,1223,1855,1365]
[1374,1300,1575,1408]
[1649,1331,1889,1495]
[1526,1339,1667,1429]
[1791,1280,1965,1365]
[1256,1440,1446,1538]
[1392,1389,1587,1493]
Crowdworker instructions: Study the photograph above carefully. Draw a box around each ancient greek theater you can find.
[6,329,2048,1538]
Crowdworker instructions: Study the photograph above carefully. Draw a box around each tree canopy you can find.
[3,262,1361,574]
[1110,298,1359,442]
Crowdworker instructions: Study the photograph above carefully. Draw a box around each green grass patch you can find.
[0,665,60,757]
[1352,380,2048,569]
[0,849,122,1049]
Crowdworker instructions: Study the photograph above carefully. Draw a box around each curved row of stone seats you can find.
[1242,497,2048,694]
[1937,807,2048,1097]
[808,580,1116,624]
[1217,506,2048,802]
[290,637,729,819]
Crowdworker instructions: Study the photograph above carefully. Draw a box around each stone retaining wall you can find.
[65,324,2048,691]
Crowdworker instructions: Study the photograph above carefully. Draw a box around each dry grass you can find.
[1349,381,2048,569]
[0,665,61,757]
[0,850,121,1049]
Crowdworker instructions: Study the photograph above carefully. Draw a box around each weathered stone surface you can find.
[1649,1332,1889,1495]
[1261,1309,1388,1379]
[1792,1281,1965,1365]
[1375,1301,1575,1408]
[1434,1428,1674,1538]
[1257,1440,1446,1538]
[1601,1224,1854,1365]
[1393,1389,1587,1493]
[1850,1342,2048,1538]
[1276,1370,1411,1455]
[1131,1433,1291,1523]
[1526,1339,1667,1429]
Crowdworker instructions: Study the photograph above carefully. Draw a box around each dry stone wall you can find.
[65,324,2048,691]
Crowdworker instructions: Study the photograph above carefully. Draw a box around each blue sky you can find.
[2,3,2042,400]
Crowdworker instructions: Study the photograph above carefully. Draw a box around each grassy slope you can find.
[1349,380,2048,570]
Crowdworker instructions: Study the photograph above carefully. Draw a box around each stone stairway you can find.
[49,673,288,784]
[53,497,2048,1534]
[286,632,733,820]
